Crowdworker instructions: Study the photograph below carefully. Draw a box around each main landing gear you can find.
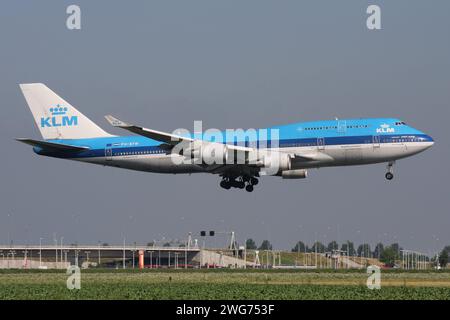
[220,175,259,192]
[385,161,395,180]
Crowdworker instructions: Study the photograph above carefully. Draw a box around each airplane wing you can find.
[105,115,193,145]
[105,114,254,151]
[16,138,90,152]
[105,115,333,167]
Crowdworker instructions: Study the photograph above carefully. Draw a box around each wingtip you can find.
[15,138,33,146]
[104,115,130,127]
[19,83,45,88]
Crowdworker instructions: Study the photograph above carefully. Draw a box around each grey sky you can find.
[1,1,449,253]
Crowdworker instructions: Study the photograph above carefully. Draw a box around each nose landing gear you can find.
[385,161,395,180]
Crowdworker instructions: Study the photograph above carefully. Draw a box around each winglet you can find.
[104,115,132,128]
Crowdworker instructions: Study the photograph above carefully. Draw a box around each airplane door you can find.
[337,120,347,134]
[372,135,380,148]
[317,137,325,150]
[105,144,113,161]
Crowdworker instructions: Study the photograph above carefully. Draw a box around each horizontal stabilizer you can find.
[16,138,89,152]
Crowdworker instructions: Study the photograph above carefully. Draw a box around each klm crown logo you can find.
[41,104,78,128]
[376,123,395,134]
[50,105,68,115]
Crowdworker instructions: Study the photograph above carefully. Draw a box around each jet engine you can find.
[281,169,308,179]
[259,152,292,175]
[201,143,229,165]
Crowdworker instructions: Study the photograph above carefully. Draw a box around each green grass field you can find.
[1,269,449,300]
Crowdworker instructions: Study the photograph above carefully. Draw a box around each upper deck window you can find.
[346,125,369,129]
[304,125,338,131]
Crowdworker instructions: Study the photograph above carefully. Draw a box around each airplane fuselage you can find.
[33,118,434,174]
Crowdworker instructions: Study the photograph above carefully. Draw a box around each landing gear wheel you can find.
[220,180,231,189]
[385,161,395,181]
[245,184,254,192]
[250,177,259,185]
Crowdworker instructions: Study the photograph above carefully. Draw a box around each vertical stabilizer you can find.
[19,83,113,140]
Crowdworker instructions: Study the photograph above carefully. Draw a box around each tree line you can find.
[245,239,449,267]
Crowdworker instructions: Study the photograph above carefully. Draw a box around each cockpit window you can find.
[395,121,406,126]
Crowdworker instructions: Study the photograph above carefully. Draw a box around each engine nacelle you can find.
[200,143,229,165]
[281,169,308,179]
[181,142,253,165]
[260,152,292,175]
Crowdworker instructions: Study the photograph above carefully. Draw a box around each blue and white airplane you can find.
[18,83,434,192]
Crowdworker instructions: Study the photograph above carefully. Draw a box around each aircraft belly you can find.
[121,155,205,173]
[329,143,416,165]
[288,142,416,168]
[71,142,429,173]
[76,155,205,174]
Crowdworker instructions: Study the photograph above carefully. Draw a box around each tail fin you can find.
[19,83,113,140]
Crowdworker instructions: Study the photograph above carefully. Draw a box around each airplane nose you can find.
[422,134,434,149]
